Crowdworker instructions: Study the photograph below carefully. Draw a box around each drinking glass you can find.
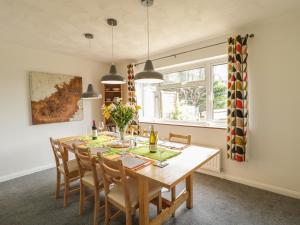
[86,127,91,138]
[157,147,166,166]
[98,121,105,132]
[129,135,137,149]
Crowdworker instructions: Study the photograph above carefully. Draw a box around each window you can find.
[212,64,227,122]
[136,57,228,127]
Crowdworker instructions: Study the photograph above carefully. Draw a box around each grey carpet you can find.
[0,169,299,225]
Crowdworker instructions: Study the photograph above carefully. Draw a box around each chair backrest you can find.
[169,133,192,145]
[97,153,131,209]
[127,124,139,135]
[140,129,159,138]
[50,137,69,173]
[74,145,100,186]
[140,129,150,137]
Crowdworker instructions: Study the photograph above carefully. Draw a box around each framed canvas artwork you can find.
[29,71,83,125]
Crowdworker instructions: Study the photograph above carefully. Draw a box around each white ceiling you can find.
[0,0,299,62]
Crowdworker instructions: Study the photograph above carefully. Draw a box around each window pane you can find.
[163,68,205,85]
[161,90,177,119]
[163,73,181,84]
[182,68,205,82]
[136,83,156,120]
[212,64,227,121]
[161,86,207,122]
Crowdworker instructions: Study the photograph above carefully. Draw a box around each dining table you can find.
[58,132,221,225]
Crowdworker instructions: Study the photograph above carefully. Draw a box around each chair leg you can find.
[171,186,176,217]
[79,182,85,216]
[125,209,132,225]
[105,199,111,225]
[93,190,100,225]
[55,171,61,199]
[63,176,69,208]
[157,192,162,214]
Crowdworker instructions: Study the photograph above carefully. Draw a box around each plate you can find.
[108,142,130,148]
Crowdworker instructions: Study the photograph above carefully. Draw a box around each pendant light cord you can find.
[111,25,114,64]
[147,4,150,60]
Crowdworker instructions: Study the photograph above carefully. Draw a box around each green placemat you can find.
[102,148,122,156]
[80,135,115,148]
[129,146,180,161]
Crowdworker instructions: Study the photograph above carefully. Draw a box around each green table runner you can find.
[128,146,180,161]
[95,146,180,161]
[80,135,181,161]
[80,135,115,148]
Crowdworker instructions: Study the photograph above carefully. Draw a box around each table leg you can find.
[139,176,149,225]
[186,174,193,209]
[171,186,176,217]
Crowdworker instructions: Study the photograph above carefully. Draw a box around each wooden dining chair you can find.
[140,128,150,137]
[169,132,192,145]
[168,132,192,217]
[49,138,80,208]
[97,153,162,225]
[74,145,104,225]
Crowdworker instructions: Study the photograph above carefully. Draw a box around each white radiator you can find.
[198,153,221,173]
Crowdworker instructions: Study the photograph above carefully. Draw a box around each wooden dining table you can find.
[59,134,221,225]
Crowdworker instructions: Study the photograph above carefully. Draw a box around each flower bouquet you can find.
[103,98,140,142]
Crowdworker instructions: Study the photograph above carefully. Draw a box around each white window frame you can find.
[137,56,227,128]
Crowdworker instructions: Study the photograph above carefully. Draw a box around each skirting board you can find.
[197,169,300,200]
[0,163,56,183]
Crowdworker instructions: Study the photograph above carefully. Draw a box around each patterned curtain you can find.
[227,35,249,162]
[127,64,136,105]
[127,64,140,135]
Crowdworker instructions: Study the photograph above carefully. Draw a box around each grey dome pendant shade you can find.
[81,84,101,99]
[100,18,125,84]
[134,0,163,84]
[134,59,163,83]
[101,64,125,84]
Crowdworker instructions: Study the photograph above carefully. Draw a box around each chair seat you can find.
[82,170,103,188]
[58,159,79,176]
[107,178,161,209]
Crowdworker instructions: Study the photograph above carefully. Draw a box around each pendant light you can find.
[81,84,101,99]
[101,18,125,84]
[81,33,101,99]
[134,0,164,83]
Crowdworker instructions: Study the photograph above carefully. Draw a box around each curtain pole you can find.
[134,33,254,66]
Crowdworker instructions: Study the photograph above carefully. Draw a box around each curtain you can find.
[127,64,136,105]
[127,64,140,135]
[227,35,249,162]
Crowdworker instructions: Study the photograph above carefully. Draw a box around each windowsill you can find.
[139,119,226,130]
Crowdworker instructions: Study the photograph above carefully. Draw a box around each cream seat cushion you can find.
[107,178,161,208]
[82,170,103,187]
[58,159,78,175]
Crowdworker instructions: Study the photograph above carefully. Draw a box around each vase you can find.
[117,125,128,143]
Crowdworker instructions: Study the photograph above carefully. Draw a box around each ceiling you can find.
[0,0,299,62]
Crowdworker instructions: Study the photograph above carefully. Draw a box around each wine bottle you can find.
[92,120,98,140]
[149,125,157,153]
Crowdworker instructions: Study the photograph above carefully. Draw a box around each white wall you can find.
[0,42,108,181]
[121,9,300,199]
